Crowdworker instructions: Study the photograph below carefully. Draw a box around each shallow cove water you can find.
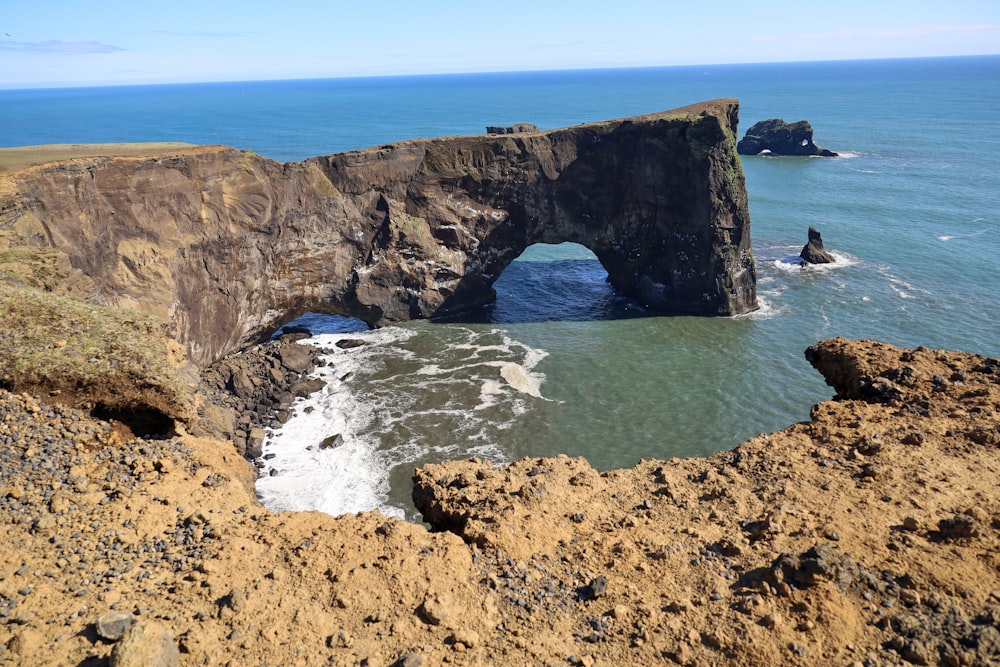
[3,57,997,521]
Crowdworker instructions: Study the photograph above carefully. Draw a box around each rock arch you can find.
[316,98,756,324]
[3,99,756,367]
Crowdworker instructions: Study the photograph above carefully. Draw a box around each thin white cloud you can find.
[150,29,256,38]
[0,40,125,54]
[769,23,1000,42]
[864,24,997,39]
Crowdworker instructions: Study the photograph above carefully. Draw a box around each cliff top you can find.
[0,98,740,175]
[0,142,200,174]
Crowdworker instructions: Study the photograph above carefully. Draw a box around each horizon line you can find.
[1,52,997,92]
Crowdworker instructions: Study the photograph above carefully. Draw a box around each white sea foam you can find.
[885,275,931,300]
[734,294,784,320]
[499,361,544,397]
[770,250,859,274]
[255,328,417,519]
[255,324,549,519]
[938,227,987,242]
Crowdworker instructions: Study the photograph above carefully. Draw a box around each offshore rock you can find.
[800,226,835,264]
[2,99,756,367]
[737,118,838,157]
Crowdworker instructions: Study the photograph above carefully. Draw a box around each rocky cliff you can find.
[1,337,998,666]
[1,99,756,367]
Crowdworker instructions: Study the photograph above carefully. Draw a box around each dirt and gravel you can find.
[1,336,999,666]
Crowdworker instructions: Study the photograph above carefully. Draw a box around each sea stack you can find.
[737,119,837,157]
[800,226,835,264]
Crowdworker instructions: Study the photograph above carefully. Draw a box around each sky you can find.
[2,1,999,89]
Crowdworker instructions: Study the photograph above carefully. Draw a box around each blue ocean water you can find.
[3,57,998,520]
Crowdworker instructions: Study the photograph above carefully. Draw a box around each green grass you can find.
[0,280,190,421]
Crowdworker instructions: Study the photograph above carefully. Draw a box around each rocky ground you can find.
[1,337,999,666]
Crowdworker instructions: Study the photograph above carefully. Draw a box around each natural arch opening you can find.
[477,242,645,324]
[269,312,371,339]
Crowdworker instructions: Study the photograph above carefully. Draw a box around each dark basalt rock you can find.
[320,433,344,450]
[197,338,322,459]
[738,118,837,157]
[800,226,835,264]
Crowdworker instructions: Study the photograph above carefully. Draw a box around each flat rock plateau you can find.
[1,337,998,666]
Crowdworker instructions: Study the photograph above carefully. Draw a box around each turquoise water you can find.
[3,57,998,519]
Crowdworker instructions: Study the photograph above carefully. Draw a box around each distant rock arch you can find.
[4,99,757,367]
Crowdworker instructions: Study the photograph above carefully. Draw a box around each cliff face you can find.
[1,99,755,367]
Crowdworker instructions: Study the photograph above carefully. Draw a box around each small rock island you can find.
[800,226,835,264]
[737,118,838,156]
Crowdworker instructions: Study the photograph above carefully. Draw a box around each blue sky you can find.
[2,1,998,88]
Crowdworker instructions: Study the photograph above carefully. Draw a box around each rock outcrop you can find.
[4,337,998,666]
[737,118,838,157]
[799,226,835,264]
[1,99,756,367]
[485,122,539,134]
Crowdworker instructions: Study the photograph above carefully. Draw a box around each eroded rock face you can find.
[737,118,837,157]
[2,99,756,366]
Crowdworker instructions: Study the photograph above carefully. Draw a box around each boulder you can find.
[799,227,835,264]
[246,428,266,459]
[320,433,344,449]
[277,344,315,374]
[737,119,837,156]
[109,620,180,667]
[96,611,136,641]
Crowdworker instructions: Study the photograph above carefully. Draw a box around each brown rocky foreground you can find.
[2,337,999,666]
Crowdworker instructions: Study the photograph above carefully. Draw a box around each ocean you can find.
[3,56,998,521]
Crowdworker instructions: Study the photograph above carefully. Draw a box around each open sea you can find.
[3,56,998,521]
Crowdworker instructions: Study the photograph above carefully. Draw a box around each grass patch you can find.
[0,281,191,429]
